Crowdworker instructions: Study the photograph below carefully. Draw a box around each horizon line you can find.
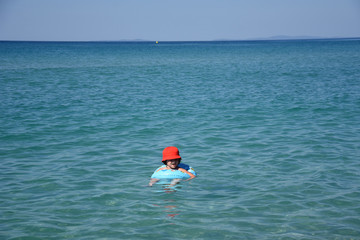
[1,36,360,43]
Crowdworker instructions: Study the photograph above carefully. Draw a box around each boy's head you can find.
[164,159,180,169]
[162,146,181,165]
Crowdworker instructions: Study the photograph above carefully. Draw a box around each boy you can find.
[148,146,196,186]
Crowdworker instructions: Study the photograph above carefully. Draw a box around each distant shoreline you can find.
[1,37,359,43]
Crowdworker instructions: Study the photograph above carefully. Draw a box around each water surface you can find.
[1,39,360,239]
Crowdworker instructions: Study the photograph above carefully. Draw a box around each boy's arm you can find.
[148,178,159,186]
[178,168,196,179]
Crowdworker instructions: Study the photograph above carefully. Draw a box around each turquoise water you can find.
[1,39,360,239]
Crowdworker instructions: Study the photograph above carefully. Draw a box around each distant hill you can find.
[213,36,328,42]
[264,35,322,40]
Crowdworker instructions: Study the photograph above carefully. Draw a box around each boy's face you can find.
[166,159,180,169]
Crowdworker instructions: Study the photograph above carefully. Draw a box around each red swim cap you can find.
[162,146,181,162]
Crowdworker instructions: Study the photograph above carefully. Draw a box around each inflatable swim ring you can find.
[151,163,197,179]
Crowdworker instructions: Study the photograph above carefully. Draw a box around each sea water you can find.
[1,39,360,239]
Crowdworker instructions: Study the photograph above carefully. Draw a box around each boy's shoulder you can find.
[154,166,167,172]
[153,163,190,172]
[178,163,190,170]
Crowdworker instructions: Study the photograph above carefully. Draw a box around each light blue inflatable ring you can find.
[151,163,197,179]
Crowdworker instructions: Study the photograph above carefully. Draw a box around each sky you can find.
[0,0,359,41]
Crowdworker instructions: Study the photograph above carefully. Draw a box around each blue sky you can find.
[0,0,359,41]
